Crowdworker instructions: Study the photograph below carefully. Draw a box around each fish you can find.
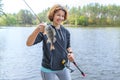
[44,23,56,50]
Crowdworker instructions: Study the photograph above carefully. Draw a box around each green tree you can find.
[0,0,3,16]
[17,9,33,25]
[0,15,7,25]
[78,16,88,26]
[68,7,78,25]
[0,0,6,17]
[0,14,17,26]
[37,8,49,24]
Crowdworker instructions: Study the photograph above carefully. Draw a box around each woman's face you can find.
[53,10,65,26]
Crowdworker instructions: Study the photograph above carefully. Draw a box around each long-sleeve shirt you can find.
[33,25,71,70]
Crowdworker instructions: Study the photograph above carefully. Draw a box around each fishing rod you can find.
[56,40,85,77]
[23,0,41,22]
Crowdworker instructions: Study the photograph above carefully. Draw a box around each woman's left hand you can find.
[67,53,74,62]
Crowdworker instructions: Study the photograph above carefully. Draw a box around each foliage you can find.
[37,8,49,23]
[0,0,3,16]
[1,3,120,27]
[17,9,33,25]
[78,16,88,26]
[0,14,17,26]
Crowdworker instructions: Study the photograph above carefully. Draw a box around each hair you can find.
[47,4,68,21]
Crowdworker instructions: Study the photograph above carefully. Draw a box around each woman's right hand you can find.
[26,23,46,46]
[36,23,46,33]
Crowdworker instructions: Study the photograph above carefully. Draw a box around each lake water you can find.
[0,27,120,80]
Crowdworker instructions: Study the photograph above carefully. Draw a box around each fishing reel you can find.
[61,59,74,73]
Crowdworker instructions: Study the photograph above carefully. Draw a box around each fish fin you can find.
[47,39,50,43]
[53,37,56,43]
[46,40,49,43]
[50,44,55,50]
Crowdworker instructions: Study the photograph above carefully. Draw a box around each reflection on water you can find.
[0,27,120,80]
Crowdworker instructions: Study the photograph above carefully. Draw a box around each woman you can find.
[26,4,74,80]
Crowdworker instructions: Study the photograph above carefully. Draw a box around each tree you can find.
[0,0,3,16]
[0,13,17,26]
[37,8,49,23]
[17,9,33,25]
[0,0,6,17]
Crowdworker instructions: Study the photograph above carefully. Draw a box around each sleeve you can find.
[33,32,43,45]
[66,29,71,48]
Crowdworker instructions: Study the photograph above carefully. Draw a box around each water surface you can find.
[0,27,120,80]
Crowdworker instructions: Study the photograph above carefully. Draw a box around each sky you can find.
[2,0,120,14]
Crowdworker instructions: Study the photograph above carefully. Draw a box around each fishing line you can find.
[23,0,41,22]
[59,27,64,41]
[23,0,43,37]
[55,28,64,41]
